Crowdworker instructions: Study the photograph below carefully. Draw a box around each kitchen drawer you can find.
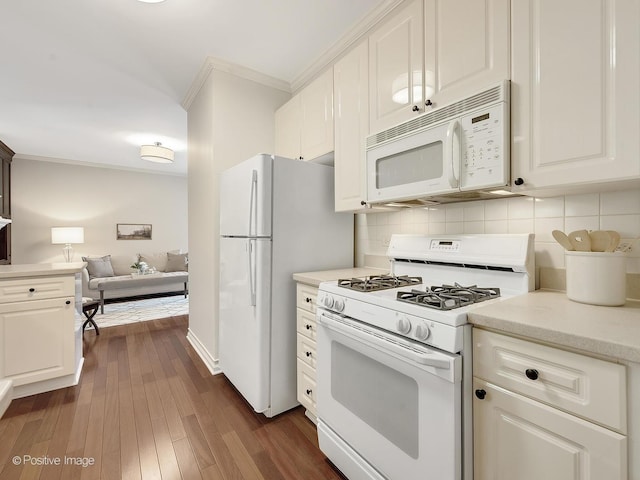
[297,359,317,415]
[473,329,626,433]
[297,333,317,369]
[0,276,75,303]
[296,283,318,314]
[296,308,317,340]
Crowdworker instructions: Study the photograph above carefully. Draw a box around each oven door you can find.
[316,309,462,480]
[366,119,461,204]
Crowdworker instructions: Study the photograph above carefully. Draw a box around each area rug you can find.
[88,295,189,329]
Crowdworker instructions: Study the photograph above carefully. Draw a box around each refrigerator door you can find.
[219,153,272,237]
[218,236,272,413]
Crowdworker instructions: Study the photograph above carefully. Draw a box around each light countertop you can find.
[469,290,640,363]
[293,267,388,287]
[0,262,86,279]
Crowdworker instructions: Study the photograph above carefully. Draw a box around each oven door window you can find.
[317,318,462,480]
[332,342,419,458]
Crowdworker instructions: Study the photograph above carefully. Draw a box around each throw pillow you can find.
[166,252,188,272]
[139,250,180,272]
[110,254,139,276]
[82,255,115,279]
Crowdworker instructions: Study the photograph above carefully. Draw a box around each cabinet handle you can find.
[475,389,487,400]
[306,389,312,395]
[305,297,312,303]
[514,177,524,186]
[29,287,35,293]
[65,300,71,305]
[299,156,304,161]
[525,369,539,380]
[425,99,433,107]
[360,200,367,206]
[305,351,312,357]
[305,324,312,330]
[411,105,420,112]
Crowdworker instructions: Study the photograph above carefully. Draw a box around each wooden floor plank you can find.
[0,315,343,480]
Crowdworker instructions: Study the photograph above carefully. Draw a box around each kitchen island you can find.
[469,290,640,479]
[0,262,85,417]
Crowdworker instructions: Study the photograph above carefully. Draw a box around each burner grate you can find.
[396,283,500,310]
[338,275,422,292]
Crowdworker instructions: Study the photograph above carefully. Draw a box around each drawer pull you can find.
[306,389,312,395]
[305,297,313,303]
[525,368,539,381]
[29,288,36,293]
[305,324,312,330]
[65,300,71,305]
[475,389,487,400]
[305,351,312,357]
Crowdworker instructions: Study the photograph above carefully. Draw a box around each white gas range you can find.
[315,234,535,480]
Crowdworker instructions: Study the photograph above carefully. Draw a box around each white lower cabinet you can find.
[0,274,78,393]
[473,329,627,479]
[296,282,319,420]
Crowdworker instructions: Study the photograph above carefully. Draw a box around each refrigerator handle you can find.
[248,239,256,306]
[248,169,258,236]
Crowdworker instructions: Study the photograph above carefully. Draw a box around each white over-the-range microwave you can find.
[366,81,511,206]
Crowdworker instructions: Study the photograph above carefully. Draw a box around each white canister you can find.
[565,251,627,306]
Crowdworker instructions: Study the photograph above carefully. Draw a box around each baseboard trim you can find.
[0,379,13,419]
[186,328,222,376]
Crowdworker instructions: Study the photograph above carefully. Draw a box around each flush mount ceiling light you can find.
[137,0,166,3]
[140,142,174,163]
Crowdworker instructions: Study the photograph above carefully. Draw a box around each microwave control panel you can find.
[460,103,508,188]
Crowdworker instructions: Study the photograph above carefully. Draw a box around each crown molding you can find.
[181,56,292,111]
[290,0,405,93]
[14,154,187,177]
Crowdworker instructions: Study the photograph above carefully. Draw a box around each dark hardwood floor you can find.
[0,315,345,480]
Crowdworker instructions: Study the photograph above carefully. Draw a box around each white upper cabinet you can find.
[368,0,509,134]
[511,0,640,195]
[424,0,509,109]
[334,41,370,212]
[275,69,334,162]
[369,0,424,134]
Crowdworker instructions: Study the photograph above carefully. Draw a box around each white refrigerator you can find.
[218,154,353,417]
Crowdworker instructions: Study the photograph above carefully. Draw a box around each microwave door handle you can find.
[445,119,460,188]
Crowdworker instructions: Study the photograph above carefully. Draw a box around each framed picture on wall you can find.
[116,223,152,240]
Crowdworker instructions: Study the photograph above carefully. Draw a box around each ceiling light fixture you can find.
[137,0,166,3]
[140,142,174,164]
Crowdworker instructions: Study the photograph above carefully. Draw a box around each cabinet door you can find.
[511,0,640,194]
[334,41,369,212]
[300,69,334,161]
[473,378,627,480]
[275,94,301,160]
[0,297,76,386]
[425,0,509,109]
[369,0,424,133]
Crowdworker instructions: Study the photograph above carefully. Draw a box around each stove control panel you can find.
[429,239,461,252]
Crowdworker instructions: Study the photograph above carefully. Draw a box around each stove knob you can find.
[323,295,334,309]
[334,298,345,312]
[396,316,412,334]
[415,323,431,341]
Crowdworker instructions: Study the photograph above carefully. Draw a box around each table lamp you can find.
[51,227,84,262]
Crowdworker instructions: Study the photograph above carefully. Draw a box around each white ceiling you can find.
[0,0,388,175]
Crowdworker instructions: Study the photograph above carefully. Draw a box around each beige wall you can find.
[12,159,188,264]
[186,68,290,372]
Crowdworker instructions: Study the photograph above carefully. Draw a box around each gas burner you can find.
[396,283,501,310]
[338,275,422,292]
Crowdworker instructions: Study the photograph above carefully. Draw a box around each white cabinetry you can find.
[334,40,369,212]
[511,0,640,195]
[295,282,319,421]
[275,69,334,162]
[0,275,78,392]
[424,0,509,109]
[369,0,424,133]
[368,0,509,134]
[473,329,627,480]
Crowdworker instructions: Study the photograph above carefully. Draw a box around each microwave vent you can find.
[367,81,508,148]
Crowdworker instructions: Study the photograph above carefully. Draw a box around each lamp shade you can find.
[140,142,174,163]
[51,227,84,244]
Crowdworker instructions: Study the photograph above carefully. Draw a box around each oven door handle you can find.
[318,312,453,370]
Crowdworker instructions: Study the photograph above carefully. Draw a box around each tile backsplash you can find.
[355,189,640,296]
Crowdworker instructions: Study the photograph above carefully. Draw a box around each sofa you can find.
[81,251,188,311]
